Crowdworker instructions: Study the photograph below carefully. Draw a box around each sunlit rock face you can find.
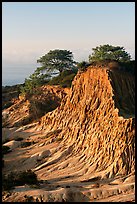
[36,67,135,179]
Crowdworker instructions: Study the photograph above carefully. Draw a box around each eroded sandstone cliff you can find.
[35,67,135,179]
[2,66,135,202]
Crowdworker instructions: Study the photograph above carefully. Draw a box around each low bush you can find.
[14,137,24,141]
[2,146,11,155]
[2,101,13,110]
[60,73,76,87]
[2,173,14,191]
[2,138,10,144]
[2,170,38,191]
[44,129,62,139]
[48,70,77,87]
[21,117,33,126]
[21,141,32,148]
[15,170,38,185]
[77,61,90,71]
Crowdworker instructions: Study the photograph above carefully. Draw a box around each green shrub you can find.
[60,73,76,87]
[77,61,90,71]
[2,173,15,191]
[2,101,13,110]
[14,137,24,141]
[15,170,38,185]
[21,141,32,148]
[2,170,38,191]
[21,117,33,125]
[2,138,10,144]
[28,96,60,119]
[48,70,77,87]
[44,129,62,139]
[2,146,11,155]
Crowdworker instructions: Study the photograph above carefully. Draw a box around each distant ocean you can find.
[2,65,37,86]
[2,64,59,86]
[2,79,25,86]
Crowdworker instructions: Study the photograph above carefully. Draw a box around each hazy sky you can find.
[2,2,135,85]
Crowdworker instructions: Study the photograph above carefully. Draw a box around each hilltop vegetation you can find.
[20,49,77,95]
[89,44,131,62]
[2,84,23,110]
[20,45,134,95]
[2,45,134,111]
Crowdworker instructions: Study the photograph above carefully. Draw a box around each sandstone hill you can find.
[2,66,135,202]
[2,85,69,128]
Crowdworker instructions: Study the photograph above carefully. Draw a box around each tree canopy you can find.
[20,49,77,95]
[20,46,134,95]
[89,44,131,63]
[37,49,76,74]
[20,69,50,95]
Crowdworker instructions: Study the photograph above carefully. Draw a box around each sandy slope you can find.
[2,126,135,202]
